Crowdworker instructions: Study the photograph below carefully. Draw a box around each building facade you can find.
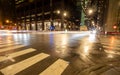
[0,0,2,25]
[15,0,80,31]
[106,0,120,32]
[0,0,16,29]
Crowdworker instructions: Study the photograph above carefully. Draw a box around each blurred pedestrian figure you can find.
[50,25,55,31]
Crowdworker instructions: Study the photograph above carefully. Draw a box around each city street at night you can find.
[0,30,120,75]
[0,0,120,75]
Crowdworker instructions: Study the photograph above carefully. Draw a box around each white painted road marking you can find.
[1,53,49,75]
[0,43,19,48]
[39,59,68,75]
[0,45,24,53]
[0,41,14,44]
[0,48,36,62]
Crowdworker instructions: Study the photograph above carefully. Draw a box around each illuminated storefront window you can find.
[31,22,36,30]
[26,23,30,30]
[44,21,51,31]
[37,22,42,31]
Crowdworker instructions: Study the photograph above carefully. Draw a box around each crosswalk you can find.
[0,41,69,75]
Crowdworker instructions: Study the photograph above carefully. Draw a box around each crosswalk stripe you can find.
[102,42,120,46]
[0,45,25,53]
[39,59,68,75]
[103,45,111,48]
[0,41,14,44]
[0,53,49,75]
[0,48,36,62]
[103,45,120,50]
[0,43,19,48]
[101,42,110,45]
[104,50,120,55]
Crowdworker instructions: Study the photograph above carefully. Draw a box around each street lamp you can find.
[14,23,17,26]
[88,9,93,15]
[92,21,94,24]
[63,12,67,17]
[56,10,68,30]
[57,10,60,14]
[6,20,10,23]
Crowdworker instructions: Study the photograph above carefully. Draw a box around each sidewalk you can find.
[101,32,120,35]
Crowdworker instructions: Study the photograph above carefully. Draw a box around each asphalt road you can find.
[0,30,120,75]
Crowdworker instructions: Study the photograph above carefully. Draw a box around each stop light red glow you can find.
[113,26,117,29]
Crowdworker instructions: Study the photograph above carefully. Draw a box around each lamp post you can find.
[88,9,93,15]
[87,8,94,30]
[62,11,67,30]
[5,19,10,29]
[6,20,10,23]
[56,10,68,31]
[57,10,60,14]
[61,0,64,30]
[63,12,67,17]
[87,8,94,16]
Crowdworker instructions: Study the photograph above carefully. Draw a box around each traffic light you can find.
[113,25,117,29]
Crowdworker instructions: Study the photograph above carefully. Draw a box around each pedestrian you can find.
[50,25,55,31]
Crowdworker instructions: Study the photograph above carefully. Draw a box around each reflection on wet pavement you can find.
[0,31,120,75]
